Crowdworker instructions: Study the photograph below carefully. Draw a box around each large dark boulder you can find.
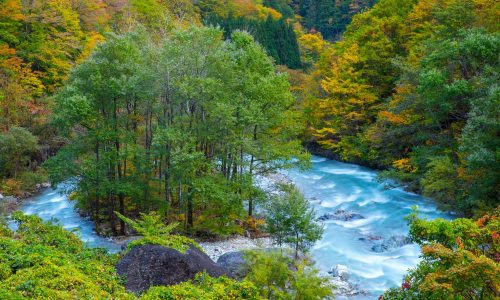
[115,244,227,293]
[317,209,365,222]
[217,251,249,279]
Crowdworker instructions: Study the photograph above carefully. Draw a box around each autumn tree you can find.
[382,208,500,299]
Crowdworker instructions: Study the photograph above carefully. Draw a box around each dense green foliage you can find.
[244,250,334,299]
[0,212,333,299]
[141,273,260,300]
[0,212,133,299]
[0,0,201,194]
[0,126,47,196]
[45,26,308,236]
[382,208,500,299]
[115,211,201,253]
[0,127,38,178]
[1,0,499,298]
[291,0,377,40]
[265,184,323,259]
[205,14,302,68]
[304,0,500,215]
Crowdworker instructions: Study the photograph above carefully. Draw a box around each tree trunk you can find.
[95,141,100,230]
[187,187,193,230]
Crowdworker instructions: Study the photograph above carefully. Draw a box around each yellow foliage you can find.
[0,45,45,130]
[312,42,378,149]
[299,33,325,54]
[298,32,327,64]
[231,0,282,20]
[378,111,409,125]
[246,216,265,231]
[392,158,417,173]
[256,5,282,20]
[176,213,186,222]
[68,192,78,200]
[78,31,105,63]
[473,0,500,31]
[232,0,259,17]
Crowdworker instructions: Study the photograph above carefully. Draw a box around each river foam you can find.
[284,156,451,299]
[18,155,451,299]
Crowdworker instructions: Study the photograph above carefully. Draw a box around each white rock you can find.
[42,182,51,188]
[0,194,4,200]
[329,276,366,297]
[331,264,349,280]
[198,236,272,261]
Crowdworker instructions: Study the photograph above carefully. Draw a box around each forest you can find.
[0,0,499,299]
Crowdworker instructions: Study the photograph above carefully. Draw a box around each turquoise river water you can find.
[19,156,451,299]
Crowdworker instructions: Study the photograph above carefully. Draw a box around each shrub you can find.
[244,250,334,300]
[18,169,48,191]
[382,208,500,299]
[115,211,202,253]
[0,212,133,299]
[140,273,260,300]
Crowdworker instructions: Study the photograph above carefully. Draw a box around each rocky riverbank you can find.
[0,182,50,214]
[199,237,366,297]
[197,236,272,261]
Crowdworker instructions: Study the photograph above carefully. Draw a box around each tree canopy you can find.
[46,26,309,236]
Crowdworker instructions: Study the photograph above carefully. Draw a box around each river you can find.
[283,156,451,298]
[19,156,450,299]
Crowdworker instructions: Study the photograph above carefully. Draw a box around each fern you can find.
[115,211,202,253]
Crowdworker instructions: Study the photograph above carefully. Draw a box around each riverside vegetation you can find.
[0,0,499,299]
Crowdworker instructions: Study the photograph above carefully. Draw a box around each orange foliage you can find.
[378,111,409,125]
[0,0,24,21]
[0,45,45,130]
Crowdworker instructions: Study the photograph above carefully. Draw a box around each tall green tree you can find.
[47,27,308,236]
[0,127,38,178]
[204,14,302,69]
[265,184,323,259]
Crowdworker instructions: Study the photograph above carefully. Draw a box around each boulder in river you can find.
[325,266,367,297]
[115,244,227,293]
[329,264,350,280]
[317,209,365,222]
[330,277,367,297]
[216,251,249,279]
[358,234,382,242]
[371,235,412,252]
[0,195,20,214]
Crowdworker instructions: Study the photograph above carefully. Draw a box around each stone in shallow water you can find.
[326,265,367,297]
[371,235,412,252]
[317,209,365,222]
[329,264,350,280]
[358,234,383,242]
